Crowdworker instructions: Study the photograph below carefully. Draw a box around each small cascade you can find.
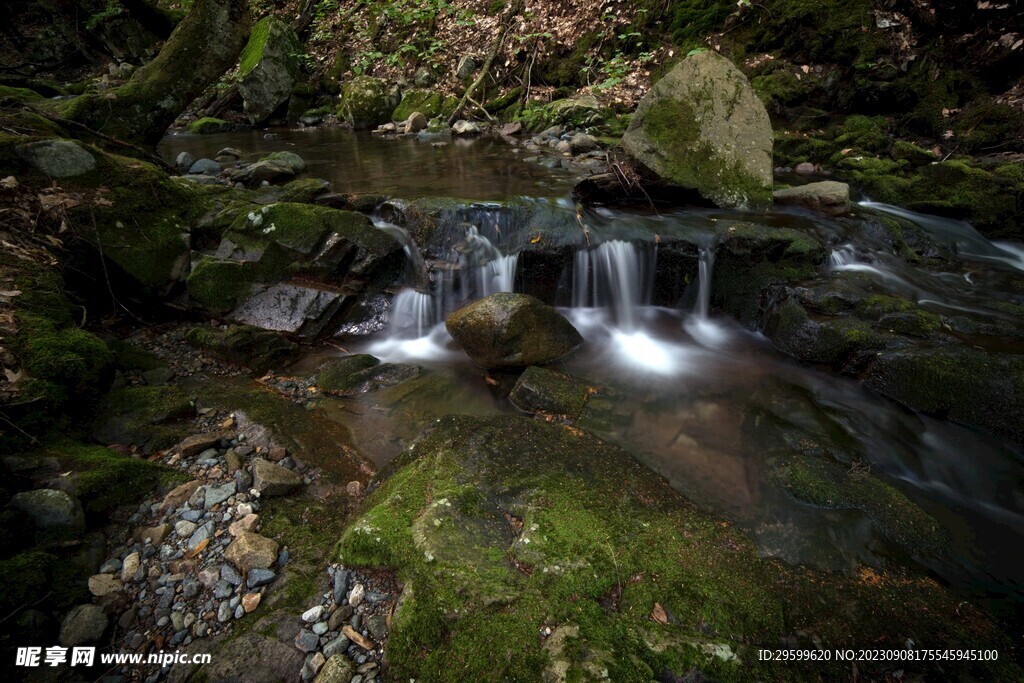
[388,288,434,338]
[829,244,857,267]
[480,254,519,296]
[572,240,650,330]
[373,219,430,289]
[463,225,518,297]
[695,245,716,320]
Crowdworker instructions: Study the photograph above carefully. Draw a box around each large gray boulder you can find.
[16,140,96,178]
[9,489,85,530]
[621,50,773,209]
[445,293,583,368]
[237,17,305,124]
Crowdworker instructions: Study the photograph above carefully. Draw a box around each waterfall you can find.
[464,225,518,297]
[388,288,434,338]
[373,219,429,289]
[572,240,648,330]
[480,253,519,296]
[695,245,716,320]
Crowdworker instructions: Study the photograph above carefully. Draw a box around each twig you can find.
[448,0,525,125]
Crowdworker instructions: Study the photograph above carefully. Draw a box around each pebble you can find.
[221,563,243,586]
[294,629,319,652]
[217,601,232,622]
[214,581,233,599]
[242,592,261,613]
[348,583,365,607]
[99,558,121,574]
[247,568,276,588]
[312,621,328,635]
[302,605,324,623]
[182,578,199,599]
[322,635,349,659]
[175,520,198,537]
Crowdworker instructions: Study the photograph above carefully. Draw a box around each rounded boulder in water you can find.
[445,293,583,368]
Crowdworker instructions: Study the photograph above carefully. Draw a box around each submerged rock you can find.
[773,181,852,216]
[237,17,305,124]
[316,355,421,394]
[445,293,583,368]
[621,50,773,208]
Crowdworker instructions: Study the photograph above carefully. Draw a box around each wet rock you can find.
[262,151,307,174]
[316,355,420,394]
[218,147,244,160]
[59,604,108,646]
[225,531,280,572]
[621,50,773,208]
[229,159,297,187]
[252,458,303,497]
[773,181,851,216]
[509,366,591,420]
[189,158,222,176]
[175,151,197,171]
[231,284,347,338]
[16,139,96,178]
[238,17,305,124]
[8,488,84,530]
[445,293,583,368]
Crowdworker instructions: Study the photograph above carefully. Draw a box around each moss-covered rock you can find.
[338,76,395,130]
[622,51,773,209]
[316,354,420,394]
[865,347,1024,445]
[508,366,592,420]
[392,88,457,121]
[92,385,194,452]
[337,415,1018,681]
[187,116,232,134]
[186,257,258,315]
[184,324,299,372]
[237,16,305,124]
[445,293,583,368]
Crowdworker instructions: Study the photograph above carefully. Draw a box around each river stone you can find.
[252,458,303,497]
[456,55,478,81]
[413,66,437,87]
[175,151,197,170]
[773,181,852,216]
[509,366,591,419]
[88,573,123,597]
[238,17,305,124]
[314,654,355,683]
[247,567,276,588]
[121,552,141,582]
[569,133,600,153]
[8,489,85,530]
[445,293,583,368]
[262,151,307,173]
[226,531,280,572]
[177,432,222,458]
[339,76,395,130]
[403,112,428,134]
[452,120,481,136]
[204,481,236,509]
[161,479,204,512]
[230,159,297,187]
[16,140,96,178]
[229,513,261,535]
[189,158,222,176]
[621,50,773,208]
[59,604,108,646]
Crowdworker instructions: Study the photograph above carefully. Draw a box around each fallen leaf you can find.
[651,602,669,625]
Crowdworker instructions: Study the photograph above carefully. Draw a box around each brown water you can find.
[158,127,577,200]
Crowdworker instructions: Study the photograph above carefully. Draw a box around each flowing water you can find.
[165,130,1024,623]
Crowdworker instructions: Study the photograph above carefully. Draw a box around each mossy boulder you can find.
[187,117,232,134]
[445,293,583,368]
[339,76,395,130]
[865,347,1024,445]
[622,51,773,208]
[184,324,299,372]
[237,17,305,124]
[316,354,421,394]
[711,223,827,326]
[337,414,1018,681]
[15,139,96,178]
[508,366,591,420]
[392,89,457,121]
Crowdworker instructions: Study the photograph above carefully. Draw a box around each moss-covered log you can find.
[62,0,251,145]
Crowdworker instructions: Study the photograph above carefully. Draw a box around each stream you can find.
[162,128,1024,624]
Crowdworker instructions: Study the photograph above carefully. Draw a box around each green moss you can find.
[278,178,330,204]
[238,17,273,77]
[0,551,57,615]
[44,441,185,514]
[856,294,914,319]
[339,76,393,129]
[392,89,457,121]
[0,85,43,102]
[184,324,298,372]
[776,455,946,555]
[316,354,380,391]
[891,140,936,166]
[188,117,231,134]
[93,385,194,451]
[106,339,167,372]
[336,414,1018,681]
[186,257,256,315]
